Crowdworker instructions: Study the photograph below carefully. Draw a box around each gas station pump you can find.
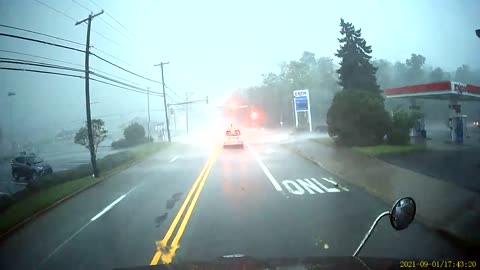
[448,103,465,144]
[409,99,426,138]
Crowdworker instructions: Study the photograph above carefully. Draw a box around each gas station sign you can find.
[293,89,312,132]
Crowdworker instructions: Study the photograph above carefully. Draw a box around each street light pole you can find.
[154,62,171,142]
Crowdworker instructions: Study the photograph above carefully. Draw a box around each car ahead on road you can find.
[474,120,480,128]
[10,153,53,181]
[223,126,244,148]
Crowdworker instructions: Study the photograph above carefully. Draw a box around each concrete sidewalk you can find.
[283,139,480,247]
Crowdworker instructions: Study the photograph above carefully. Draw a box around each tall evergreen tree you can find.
[335,18,380,92]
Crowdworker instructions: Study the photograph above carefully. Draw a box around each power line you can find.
[90,66,146,87]
[71,0,92,13]
[90,52,163,84]
[0,50,159,93]
[0,33,158,85]
[90,71,162,95]
[0,24,85,46]
[0,49,84,68]
[75,0,157,66]
[90,77,162,96]
[0,32,85,53]
[87,0,136,38]
[34,0,123,49]
[0,66,84,78]
[105,12,136,38]
[0,49,149,88]
[70,0,125,47]
[91,45,149,73]
[34,0,77,22]
[99,17,131,41]
[164,84,184,100]
[0,59,162,96]
[0,58,84,73]
[2,58,161,95]
[91,29,123,47]
[166,94,181,104]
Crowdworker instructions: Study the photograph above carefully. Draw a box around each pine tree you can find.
[335,18,380,93]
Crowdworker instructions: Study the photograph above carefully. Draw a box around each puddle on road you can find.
[155,212,168,228]
[166,192,183,210]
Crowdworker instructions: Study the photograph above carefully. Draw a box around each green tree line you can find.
[235,27,480,127]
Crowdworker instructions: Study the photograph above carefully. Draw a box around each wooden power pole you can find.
[75,10,103,177]
[154,62,171,142]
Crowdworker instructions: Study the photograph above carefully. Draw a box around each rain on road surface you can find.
[0,130,469,270]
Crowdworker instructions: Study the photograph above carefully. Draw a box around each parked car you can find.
[11,153,53,181]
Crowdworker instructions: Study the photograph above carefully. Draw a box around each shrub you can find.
[387,109,419,145]
[111,138,129,149]
[124,123,145,145]
[112,123,153,149]
[327,90,391,146]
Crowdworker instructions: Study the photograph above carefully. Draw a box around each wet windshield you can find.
[0,0,479,269]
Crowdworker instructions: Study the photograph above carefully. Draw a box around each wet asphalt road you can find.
[0,133,472,270]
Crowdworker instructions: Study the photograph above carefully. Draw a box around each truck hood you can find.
[114,255,404,270]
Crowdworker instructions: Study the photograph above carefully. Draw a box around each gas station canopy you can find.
[385,81,480,101]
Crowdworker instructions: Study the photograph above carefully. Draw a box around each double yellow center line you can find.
[150,145,221,265]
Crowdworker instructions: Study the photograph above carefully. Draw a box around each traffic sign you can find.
[292,89,312,132]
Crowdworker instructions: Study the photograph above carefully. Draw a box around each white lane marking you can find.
[90,195,126,221]
[169,155,179,163]
[38,222,91,268]
[246,144,283,191]
[90,186,137,221]
[38,185,139,268]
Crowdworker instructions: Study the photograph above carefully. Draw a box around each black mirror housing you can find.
[390,197,416,230]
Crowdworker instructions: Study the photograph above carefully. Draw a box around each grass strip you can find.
[352,144,426,156]
[0,142,170,236]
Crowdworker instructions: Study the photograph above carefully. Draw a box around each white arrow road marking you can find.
[246,144,283,192]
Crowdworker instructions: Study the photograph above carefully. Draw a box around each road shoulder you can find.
[282,139,480,248]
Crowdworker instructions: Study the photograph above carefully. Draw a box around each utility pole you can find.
[7,92,15,153]
[147,87,151,139]
[154,62,171,142]
[76,10,103,178]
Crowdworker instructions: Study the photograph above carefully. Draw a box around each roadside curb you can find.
[0,145,171,241]
[281,143,480,250]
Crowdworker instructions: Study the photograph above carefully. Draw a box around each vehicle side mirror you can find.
[390,197,416,230]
